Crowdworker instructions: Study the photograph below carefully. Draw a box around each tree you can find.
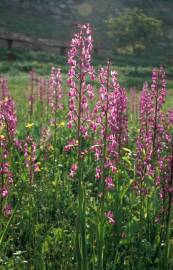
[106,8,163,55]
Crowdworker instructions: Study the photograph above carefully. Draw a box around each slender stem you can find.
[152,87,159,156]
[98,62,110,270]
[53,83,58,178]
[30,71,34,118]
[0,173,4,217]
[76,60,87,270]
[164,139,173,269]
[101,62,110,207]
[117,90,123,158]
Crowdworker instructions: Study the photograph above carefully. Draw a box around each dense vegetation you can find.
[107,8,163,55]
[0,24,173,270]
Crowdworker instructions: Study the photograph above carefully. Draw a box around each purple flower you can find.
[1,187,9,198]
[3,204,12,217]
[0,96,17,139]
[67,23,95,132]
[105,177,115,190]
[105,211,116,225]
[70,163,78,178]
[48,67,63,114]
[23,136,37,184]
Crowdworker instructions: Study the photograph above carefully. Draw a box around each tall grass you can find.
[0,24,172,269]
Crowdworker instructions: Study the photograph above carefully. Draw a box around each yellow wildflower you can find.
[58,121,65,127]
[0,135,5,140]
[25,123,34,128]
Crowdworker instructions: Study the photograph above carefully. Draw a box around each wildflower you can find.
[48,67,63,114]
[23,136,37,184]
[70,163,78,178]
[136,67,166,196]
[3,204,12,217]
[0,77,9,99]
[105,211,116,225]
[92,62,128,169]
[34,162,41,172]
[64,139,78,152]
[66,24,95,268]
[58,121,65,127]
[67,23,95,131]
[105,177,115,190]
[0,95,17,139]
[25,123,34,128]
[0,134,5,140]
[38,77,47,104]
[95,167,101,179]
[1,187,9,198]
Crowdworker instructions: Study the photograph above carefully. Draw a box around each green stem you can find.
[164,140,173,269]
[0,190,23,252]
[76,61,87,270]
[97,62,110,270]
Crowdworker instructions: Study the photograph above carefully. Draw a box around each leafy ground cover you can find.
[0,24,173,270]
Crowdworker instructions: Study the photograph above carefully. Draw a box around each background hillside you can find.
[0,0,173,45]
[0,0,173,88]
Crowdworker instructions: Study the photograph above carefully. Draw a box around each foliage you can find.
[106,8,163,55]
[0,24,173,270]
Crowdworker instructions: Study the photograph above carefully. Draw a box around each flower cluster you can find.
[105,211,116,225]
[136,67,166,196]
[0,80,18,218]
[91,63,128,183]
[38,77,47,105]
[23,136,40,184]
[158,110,173,204]
[67,23,95,131]
[70,163,78,178]
[0,95,17,140]
[49,67,63,114]
[0,136,13,217]
[0,77,9,99]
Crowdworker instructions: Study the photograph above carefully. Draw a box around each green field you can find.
[1,0,173,268]
[0,51,173,269]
